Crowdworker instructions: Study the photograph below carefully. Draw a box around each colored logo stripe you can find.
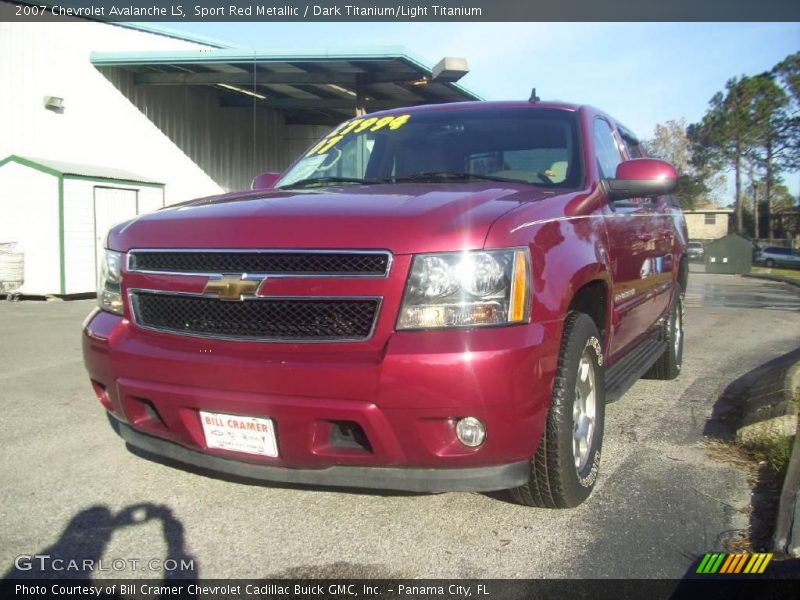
[697,553,724,574]
[719,554,736,573]
[697,552,773,574]
[720,553,747,573]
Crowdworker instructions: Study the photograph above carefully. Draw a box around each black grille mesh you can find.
[132,293,379,341]
[129,251,389,275]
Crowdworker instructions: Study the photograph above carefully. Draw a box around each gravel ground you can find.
[1,272,799,579]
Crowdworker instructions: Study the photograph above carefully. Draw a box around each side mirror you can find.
[603,158,677,201]
[251,172,281,190]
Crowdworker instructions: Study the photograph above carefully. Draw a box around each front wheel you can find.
[509,312,605,508]
[765,258,775,268]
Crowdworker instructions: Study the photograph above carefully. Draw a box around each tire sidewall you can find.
[674,294,684,371]
[667,293,684,375]
[556,316,606,504]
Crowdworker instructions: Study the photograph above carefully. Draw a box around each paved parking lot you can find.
[1,272,799,579]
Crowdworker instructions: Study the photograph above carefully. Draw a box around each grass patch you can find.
[737,388,798,478]
[752,266,800,281]
[738,433,795,478]
[703,390,799,551]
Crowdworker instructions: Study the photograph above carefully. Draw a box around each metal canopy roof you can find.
[0,155,164,186]
[90,47,482,124]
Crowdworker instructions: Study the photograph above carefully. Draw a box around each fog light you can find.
[455,417,486,447]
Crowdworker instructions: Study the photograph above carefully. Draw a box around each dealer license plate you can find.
[199,411,278,458]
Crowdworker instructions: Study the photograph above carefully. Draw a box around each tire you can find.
[765,259,775,268]
[644,293,683,380]
[509,312,605,508]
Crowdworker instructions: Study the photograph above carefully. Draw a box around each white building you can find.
[0,17,477,294]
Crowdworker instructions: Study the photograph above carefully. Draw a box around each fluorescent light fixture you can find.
[217,84,267,100]
[431,57,469,82]
[327,84,357,97]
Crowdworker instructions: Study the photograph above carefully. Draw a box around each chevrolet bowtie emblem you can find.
[203,274,262,301]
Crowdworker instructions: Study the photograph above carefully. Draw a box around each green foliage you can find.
[674,174,708,211]
[739,433,794,479]
[687,52,800,236]
[773,52,800,104]
[643,119,715,210]
[747,71,798,181]
[645,119,691,171]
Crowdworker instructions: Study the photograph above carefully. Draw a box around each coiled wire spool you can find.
[0,242,24,298]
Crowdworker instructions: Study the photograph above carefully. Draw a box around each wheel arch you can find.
[678,255,689,295]
[566,278,609,351]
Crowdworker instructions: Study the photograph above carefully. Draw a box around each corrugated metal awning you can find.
[90,47,481,123]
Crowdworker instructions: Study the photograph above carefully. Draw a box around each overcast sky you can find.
[164,21,800,195]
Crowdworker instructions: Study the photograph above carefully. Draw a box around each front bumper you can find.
[83,309,560,491]
[109,414,530,492]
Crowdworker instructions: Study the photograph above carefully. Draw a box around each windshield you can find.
[276,108,583,189]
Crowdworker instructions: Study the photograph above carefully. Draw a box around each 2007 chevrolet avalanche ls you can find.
[83,100,687,508]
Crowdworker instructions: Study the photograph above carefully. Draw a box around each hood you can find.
[108,183,552,255]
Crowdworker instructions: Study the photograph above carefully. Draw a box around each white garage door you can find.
[94,187,138,281]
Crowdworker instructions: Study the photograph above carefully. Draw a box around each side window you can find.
[621,136,643,159]
[593,119,623,179]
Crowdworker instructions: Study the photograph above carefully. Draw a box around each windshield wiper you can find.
[385,171,529,184]
[279,172,531,189]
[278,176,378,189]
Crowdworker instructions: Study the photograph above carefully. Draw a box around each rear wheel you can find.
[509,312,605,508]
[644,293,683,380]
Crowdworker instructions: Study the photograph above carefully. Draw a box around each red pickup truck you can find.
[83,100,687,508]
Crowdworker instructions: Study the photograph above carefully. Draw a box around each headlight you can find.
[397,248,530,330]
[97,249,123,315]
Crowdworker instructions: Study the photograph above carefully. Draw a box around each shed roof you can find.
[685,206,735,214]
[705,233,755,246]
[90,47,481,123]
[0,155,164,186]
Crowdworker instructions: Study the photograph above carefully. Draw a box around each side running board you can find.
[605,337,667,402]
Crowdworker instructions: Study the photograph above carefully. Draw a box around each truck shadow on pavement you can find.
[3,503,197,580]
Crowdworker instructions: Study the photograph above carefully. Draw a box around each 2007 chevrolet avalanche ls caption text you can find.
[83,100,688,508]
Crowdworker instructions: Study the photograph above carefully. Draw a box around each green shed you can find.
[704,233,753,274]
[0,155,165,295]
